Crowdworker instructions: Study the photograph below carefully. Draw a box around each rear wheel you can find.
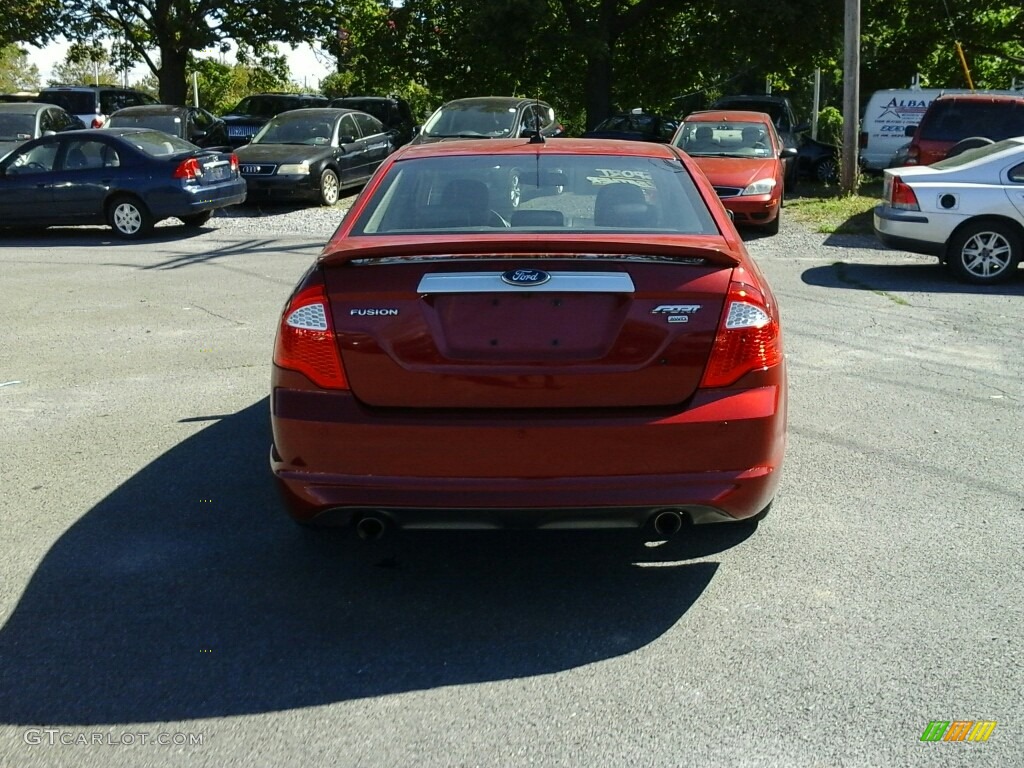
[814,157,838,183]
[947,221,1021,284]
[319,169,340,206]
[108,196,154,239]
[180,211,212,227]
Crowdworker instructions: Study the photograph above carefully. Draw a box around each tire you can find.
[180,211,212,228]
[814,157,838,183]
[763,211,781,235]
[947,220,1021,284]
[319,169,340,206]
[108,196,154,239]
[946,136,994,158]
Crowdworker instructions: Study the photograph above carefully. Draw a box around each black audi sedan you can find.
[0,128,246,238]
[106,105,229,149]
[234,108,394,206]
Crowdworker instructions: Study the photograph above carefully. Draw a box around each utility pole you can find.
[841,0,860,193]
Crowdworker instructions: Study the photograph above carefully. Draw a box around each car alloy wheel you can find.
[108,196,154,239]
[815,158,838,183]
[320,169,340,206]
[948,221,1021,284]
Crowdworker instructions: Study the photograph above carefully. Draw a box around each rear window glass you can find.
[39,91,96,114]
[115,130,196,156]
[920,101,1024,141]
[350,153,718,235]
[0,113,35,140]
[108,114,182,137]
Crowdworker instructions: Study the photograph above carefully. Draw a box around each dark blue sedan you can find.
[0,128,246,238]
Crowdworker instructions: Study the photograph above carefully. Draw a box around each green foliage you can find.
[50,42,120,86]
[0,44,40,91]
[188,54,295,115]
[817,106,843,146]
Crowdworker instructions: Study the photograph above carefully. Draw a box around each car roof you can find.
[685,110,773,123]
[439,96,546,109]
[395,136,682,161]
[0,102,52,114]
[713,94,791,104]
[270,107,362,118]
[111,104,190,115]
[932,92,1024,103]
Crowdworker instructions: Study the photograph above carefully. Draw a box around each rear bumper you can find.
[146,179,247,218]
[873,204,946,257]
[270,369,787,528]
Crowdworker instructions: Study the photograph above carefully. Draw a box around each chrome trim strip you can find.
[417,271,636,294]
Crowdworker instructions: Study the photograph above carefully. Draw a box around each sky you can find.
[23,37,336,91]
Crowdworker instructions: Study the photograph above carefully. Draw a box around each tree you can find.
[8,0,328,105]
[49,42,119,86]
[0,44,41,91]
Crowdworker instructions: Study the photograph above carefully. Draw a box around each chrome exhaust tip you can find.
[652,510,683,537]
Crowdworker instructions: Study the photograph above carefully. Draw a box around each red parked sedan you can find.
[671,110,796,235]
[270,138,787,538]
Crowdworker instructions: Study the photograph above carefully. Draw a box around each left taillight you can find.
[172,157,203,181]
[887,176,920,211]
[229,153,239,172]
[700,280,783,388]
[273,274,349,390]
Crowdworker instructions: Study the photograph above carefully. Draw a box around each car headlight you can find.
[277,163,310,176]
[741,178,777,196]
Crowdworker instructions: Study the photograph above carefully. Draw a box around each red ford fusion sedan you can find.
[671,110,796,235]
[270,137,787,538]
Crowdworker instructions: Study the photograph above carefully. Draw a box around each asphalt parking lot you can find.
[0,209,1021,767]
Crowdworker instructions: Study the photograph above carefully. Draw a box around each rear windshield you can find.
[108,114,182,136]
[350,153,719,235]
[0,113,35,140]
[228,96,298,117]
[919,100,1024,141]
[114,130,196,156]
[39,91,96,114]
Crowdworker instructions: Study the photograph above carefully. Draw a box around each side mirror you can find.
[338,135,356,145]
[904,125,917,137]
[779,147,798,158]
[43,130,56,136]
[412,125,421,136]
[192,130,208,140]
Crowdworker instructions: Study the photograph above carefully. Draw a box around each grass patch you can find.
[788,177,883,235]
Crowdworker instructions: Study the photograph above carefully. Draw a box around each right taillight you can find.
[700,280,782,388]
[905,145,920,165]
[273,274,349,390]
[888,176,920,210]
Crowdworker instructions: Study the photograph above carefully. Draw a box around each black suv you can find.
[709,94,808,189]
[220,92,329,147]
[36,85,158,128]
[329,95,415,147]
[410,96,563,144]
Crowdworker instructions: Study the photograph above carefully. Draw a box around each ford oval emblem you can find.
[501,269,551,287]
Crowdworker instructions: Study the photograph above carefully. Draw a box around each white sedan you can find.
[873,136,1024,284]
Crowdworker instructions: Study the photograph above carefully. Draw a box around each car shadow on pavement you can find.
[0,399,747,726]
[0,225,211,248]
[802,260,1024,296]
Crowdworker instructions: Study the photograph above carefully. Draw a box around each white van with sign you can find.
[859,88,973,170]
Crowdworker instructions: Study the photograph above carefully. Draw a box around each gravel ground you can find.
[204,196,359,237]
